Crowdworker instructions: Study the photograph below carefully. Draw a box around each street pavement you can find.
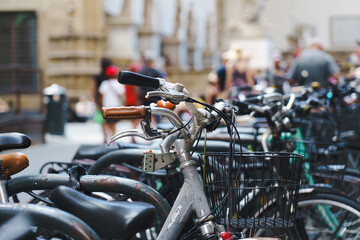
[17,120,134,175]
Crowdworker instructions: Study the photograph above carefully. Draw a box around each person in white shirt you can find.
[98,65,125,143]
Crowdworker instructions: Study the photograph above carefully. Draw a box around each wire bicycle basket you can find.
[293,113,339,141]
[281,139,348,164]
[335,105,360,137]
[281,138,360,171]
[199,152,303,232]
[281,139,360,191]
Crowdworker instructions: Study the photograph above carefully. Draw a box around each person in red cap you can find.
[125,63,142,107]
[98,65,125,143]
[125,63,143,142]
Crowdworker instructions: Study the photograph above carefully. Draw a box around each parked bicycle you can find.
[3,72,360,239]
[232,92,360,239]
[0,132,168,239]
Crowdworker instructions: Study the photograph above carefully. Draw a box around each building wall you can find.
[0,0,106,111]
[0,0,218,109]
[262,0,360,51]
[45,0,106,101]
[0,0,219,112]
[2,0,357,107]
[0,0,47,111]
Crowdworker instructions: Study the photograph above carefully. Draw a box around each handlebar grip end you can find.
[236,101,250,109]
[118,70,124,84]
[118,71,160,88]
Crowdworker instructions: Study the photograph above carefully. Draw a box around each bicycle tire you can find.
[249,190,360,239]
[307,167,360,202]
[292,191,360,239]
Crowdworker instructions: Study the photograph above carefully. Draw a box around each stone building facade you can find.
[0,0,356,114]
[0,0,223,113]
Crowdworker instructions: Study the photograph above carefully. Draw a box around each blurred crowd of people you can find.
[78,37,360,142]
[90,50,167,143]
[204,37,360,104]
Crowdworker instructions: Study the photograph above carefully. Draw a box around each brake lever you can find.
[108,129,165,145]
[140,108,162,138]
[146,91,188,104]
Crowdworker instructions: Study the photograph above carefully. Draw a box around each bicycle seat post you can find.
[0,152,29,203]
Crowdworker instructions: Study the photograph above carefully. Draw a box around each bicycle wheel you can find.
[321,169,360,202]
[293,191,360,239]
[251,190,360,239]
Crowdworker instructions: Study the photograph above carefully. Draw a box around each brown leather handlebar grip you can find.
[0,152,29,178]
[101,106,146,119]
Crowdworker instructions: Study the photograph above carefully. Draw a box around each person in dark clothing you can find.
[217,66,226,92]
[346,41,360,80]
[216,50,233,92]
[93,58,113,108]
[138,50,166,106]
[287,37,339,87]
[205,71,219,104]
[224,48,255,100]
[266,49,289,94]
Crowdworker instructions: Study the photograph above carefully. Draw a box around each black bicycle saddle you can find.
[0,133,31,152]
[49,186,156,239]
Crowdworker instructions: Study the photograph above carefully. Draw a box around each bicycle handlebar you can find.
[242,95,263,104]
[232,100,270,114]
[234,93,295,114]
[114,71,232,150]
[118,71,160,89]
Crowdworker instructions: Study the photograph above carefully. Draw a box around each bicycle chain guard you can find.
[142,152,177,172]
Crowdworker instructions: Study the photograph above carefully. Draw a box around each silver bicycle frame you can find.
[108,83,224,239]
[153,101,225,239]
[156,139,217,239]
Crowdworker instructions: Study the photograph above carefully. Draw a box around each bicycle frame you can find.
[107,98,229,238]
[140,101,224,238]
[155,139,220,239]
